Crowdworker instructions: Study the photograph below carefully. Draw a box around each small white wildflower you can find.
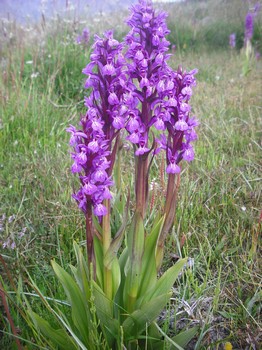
[31,72,39,79]
[8,214,15,223]
[14,140,18,146]
[241,206,246,212]
[48,54,51,58]
[215,75,220,80]
[26,60,33,64]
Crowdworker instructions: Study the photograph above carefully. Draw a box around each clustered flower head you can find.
[124,0,198,172]
[76,27,90,47]
[68,0,198,216]
[244,12,254,44]
[229,33,236,48]
[67,30,135,216]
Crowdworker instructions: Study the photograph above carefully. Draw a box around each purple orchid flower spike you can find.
[229,33,236,48]
[76,27,90,47]
[244,12,254,45]
[68,30,132,263]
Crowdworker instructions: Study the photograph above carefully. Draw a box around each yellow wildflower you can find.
[224,342,233,350]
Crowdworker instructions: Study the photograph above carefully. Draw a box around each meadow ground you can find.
[0,1,261,349]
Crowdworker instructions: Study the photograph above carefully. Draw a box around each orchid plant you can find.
[28,1,199,349]
[242,4,260,76]
[243,11,254,75]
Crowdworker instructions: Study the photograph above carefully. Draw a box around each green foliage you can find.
[165,0,262,53]
[21,242,194,350]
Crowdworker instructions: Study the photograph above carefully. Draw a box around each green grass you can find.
[164,0,262,53]
[0,1,261,349]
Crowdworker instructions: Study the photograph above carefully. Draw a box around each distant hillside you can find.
[0,0,137,23]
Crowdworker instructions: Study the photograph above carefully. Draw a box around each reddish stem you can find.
[135,154,149,220]
[0,281,23,350]
[86,202,94,268]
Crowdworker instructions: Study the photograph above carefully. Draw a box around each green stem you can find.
[135,155,149,220]
[0,282,23,350]
[156,173,180,270]
[102,199,113,300]
[86,203,94,268]
[126,211,145,313]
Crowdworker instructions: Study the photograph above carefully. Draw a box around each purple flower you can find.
[245,12,254,44]
[229,33,236,48]
[166,163,181,174]
[123,1,198,171]
[68,30,132,216]
[69,0,199,219]
[76,28,90,47]
[83,182,97,195]
[182,144,195,162]
[102,63,116,76]
[108,92,120,105]
[175,120,188,131]
[254,3,261,16]
[94,204,108,216]
[135,145,150,156]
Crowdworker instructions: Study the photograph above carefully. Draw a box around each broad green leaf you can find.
[92,280,119,346]
[119,247,128,273]
[114,189,126,215]
[143,258,187,303]
[152,322,184,350]
[114,248,129,317]
[92,214,102,235]
[92,281,114,322]
[122,293,171,340]
[72,242,90,299]
[171,326,199,349]
[124,211,145,312]
[144,322,165,350]
[137,216,165,302]
[111,256,121,298]
[30,312,77,350]
[94,235,104,288]
[104,195,129,269]
[51,260,90,346]
[48,304,88,350]
[24,280,85,350]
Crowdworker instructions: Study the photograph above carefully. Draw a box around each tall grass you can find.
[164,0,262,52]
